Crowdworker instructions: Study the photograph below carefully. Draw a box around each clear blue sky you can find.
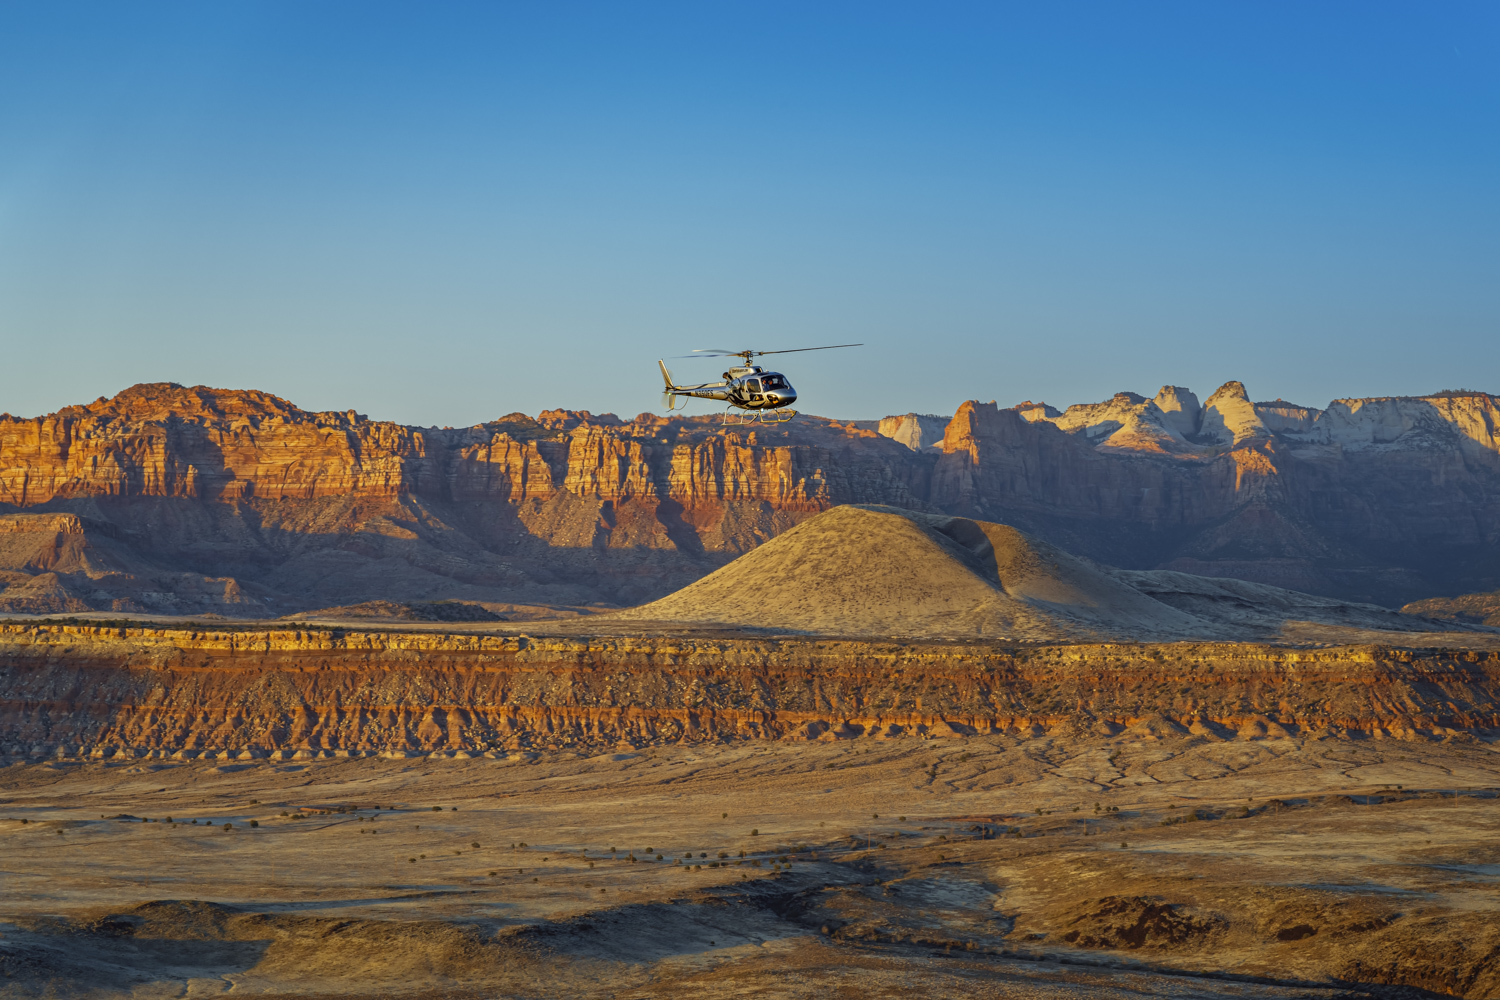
[2,2,1496,425]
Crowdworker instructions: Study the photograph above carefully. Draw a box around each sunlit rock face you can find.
[2,622,1495,754]
[876,413,950,452]
[1,381,1498,612]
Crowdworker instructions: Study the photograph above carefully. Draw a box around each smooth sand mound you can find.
[610,505,1496,643]
[613,505,1211,641]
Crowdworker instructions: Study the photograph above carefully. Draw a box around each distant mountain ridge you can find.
[0,380,1496,616]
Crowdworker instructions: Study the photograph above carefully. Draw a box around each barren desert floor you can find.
[2,732,1499,998]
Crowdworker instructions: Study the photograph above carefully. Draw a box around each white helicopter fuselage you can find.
[659,362,798,411]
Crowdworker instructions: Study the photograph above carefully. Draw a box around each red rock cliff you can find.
[1,381,1498,612]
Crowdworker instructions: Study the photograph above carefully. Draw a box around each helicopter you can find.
[657,344,862,424]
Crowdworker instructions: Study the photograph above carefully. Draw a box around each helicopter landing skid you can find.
[722,408,797,426]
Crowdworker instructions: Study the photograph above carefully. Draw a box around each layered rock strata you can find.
[1,624,1495,756]
[1,381,1498,612]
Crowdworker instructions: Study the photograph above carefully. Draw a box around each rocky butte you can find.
[0,380,1497,617]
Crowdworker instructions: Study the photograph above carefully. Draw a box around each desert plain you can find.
[2,617,1500,998]
[3,724,1500,998]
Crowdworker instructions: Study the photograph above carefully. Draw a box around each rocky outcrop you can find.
[1,381,1498,612]
[0,624,1496,755]
[876,413,950,451]
[1403,589,1500,627]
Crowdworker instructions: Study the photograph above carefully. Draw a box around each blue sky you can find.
[1,2,1496,425]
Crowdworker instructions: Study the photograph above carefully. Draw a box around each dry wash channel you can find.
[1,622,1497,756]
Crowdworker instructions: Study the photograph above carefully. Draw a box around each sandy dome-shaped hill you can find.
[611,505,1214,641]
[606,505,1496,643]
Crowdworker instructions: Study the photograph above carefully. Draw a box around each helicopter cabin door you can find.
[745,378,763,405]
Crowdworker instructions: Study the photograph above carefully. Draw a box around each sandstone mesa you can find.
[0,379,1497,618]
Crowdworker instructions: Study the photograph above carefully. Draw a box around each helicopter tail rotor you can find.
[658,360,684,412]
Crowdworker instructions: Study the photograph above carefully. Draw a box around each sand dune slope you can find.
[612,505,1492,643]
[613,505,1212,641]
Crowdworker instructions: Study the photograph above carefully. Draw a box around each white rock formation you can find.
[1153,386,1202,438]
[1002,383,1499,461]
[877,413,951,451]
[1199,381,1270,446]
[1253,400,1322,435]
[1016,392,1198,456]
[1280,393,1500,454]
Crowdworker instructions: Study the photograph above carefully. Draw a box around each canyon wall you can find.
[0,624,1495,755]
[1,381,1497,613]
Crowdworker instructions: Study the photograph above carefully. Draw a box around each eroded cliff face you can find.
[0,384,930,613]
[1,381,1498,613]
[935,389,1500,601]
[0,624,1495,755]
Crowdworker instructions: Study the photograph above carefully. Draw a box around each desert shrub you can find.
[250,820,259,828]
[472,841,480,848]
[409,858,416,863]
[223,823,232,831]
[751,828,759,836]
[432,806,443,812]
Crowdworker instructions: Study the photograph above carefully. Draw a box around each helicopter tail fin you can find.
[658,360,680,412]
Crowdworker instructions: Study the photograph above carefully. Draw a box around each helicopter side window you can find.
[745,378,762,393]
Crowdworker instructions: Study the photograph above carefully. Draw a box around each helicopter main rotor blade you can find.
[670,343,862,359]
[750,343,863,356]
